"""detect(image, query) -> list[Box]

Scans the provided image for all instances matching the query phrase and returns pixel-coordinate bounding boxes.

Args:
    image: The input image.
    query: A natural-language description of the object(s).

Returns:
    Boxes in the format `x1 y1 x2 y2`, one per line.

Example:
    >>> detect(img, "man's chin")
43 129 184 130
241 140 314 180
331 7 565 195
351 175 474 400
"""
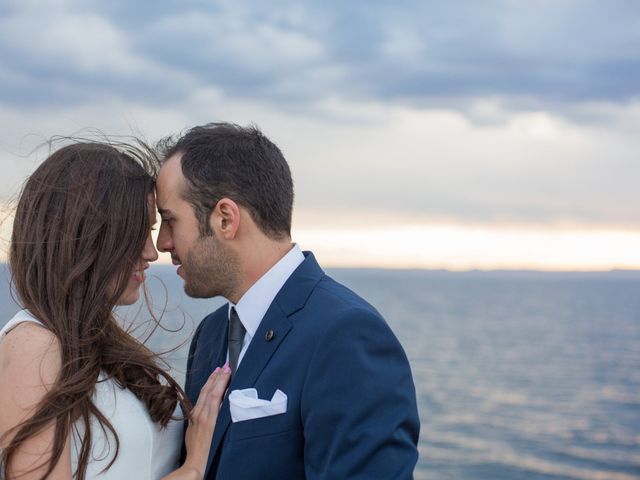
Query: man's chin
184 281 215 299
178 267 205 298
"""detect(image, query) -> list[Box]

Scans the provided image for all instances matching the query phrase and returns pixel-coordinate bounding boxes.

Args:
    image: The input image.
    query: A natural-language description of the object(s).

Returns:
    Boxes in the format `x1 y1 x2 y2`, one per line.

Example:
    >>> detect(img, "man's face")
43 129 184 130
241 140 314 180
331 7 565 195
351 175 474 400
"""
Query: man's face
155 154 240 299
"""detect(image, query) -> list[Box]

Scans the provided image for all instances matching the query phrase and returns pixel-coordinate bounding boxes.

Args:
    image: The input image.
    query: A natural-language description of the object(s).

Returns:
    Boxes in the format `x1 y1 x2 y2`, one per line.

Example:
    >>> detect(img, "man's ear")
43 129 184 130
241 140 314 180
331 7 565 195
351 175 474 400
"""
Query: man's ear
210 198 240 240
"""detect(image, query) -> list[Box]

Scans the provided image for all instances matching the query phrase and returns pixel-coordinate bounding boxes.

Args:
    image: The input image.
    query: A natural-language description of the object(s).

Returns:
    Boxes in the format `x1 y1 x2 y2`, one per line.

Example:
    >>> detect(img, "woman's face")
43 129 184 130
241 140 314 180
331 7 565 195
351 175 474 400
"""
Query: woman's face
116 193 160 306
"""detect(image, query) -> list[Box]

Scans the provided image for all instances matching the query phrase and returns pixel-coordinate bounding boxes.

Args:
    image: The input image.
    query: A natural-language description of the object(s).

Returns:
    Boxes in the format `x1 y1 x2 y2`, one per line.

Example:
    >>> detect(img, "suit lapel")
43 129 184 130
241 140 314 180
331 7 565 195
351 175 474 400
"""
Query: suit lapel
232 307 292 390
204 306 292 477
203 252 325 478
187 311 228 404
200 313 228 382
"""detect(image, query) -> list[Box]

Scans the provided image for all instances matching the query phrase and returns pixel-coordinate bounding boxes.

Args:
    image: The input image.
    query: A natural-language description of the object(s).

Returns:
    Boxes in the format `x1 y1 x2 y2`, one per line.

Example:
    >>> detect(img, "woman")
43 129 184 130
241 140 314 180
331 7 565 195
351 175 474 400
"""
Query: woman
0 142 229 479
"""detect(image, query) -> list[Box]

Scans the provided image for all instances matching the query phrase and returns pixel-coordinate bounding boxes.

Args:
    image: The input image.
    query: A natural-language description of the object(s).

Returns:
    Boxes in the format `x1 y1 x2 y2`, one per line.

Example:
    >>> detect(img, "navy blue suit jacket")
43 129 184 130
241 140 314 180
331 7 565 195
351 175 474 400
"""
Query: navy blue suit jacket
184 252 420 479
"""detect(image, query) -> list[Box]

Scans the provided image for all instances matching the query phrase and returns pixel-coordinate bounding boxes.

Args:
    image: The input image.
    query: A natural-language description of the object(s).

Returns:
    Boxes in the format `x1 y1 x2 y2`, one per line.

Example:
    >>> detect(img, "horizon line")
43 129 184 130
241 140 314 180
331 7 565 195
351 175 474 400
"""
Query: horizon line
2 262 638 275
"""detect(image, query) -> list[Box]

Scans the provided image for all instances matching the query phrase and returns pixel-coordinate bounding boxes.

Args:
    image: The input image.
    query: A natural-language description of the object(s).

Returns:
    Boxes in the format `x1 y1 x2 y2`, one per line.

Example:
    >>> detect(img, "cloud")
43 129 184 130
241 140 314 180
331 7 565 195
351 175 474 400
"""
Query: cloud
274 98 640 228
0 3 197 106
1 0 638 118
1 80 639 226
0 0 638 239
136 5 328 103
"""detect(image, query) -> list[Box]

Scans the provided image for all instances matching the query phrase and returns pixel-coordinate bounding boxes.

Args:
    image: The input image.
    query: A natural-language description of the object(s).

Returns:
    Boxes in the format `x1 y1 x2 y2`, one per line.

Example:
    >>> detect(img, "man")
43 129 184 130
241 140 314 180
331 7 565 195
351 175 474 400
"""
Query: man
155 123 419 479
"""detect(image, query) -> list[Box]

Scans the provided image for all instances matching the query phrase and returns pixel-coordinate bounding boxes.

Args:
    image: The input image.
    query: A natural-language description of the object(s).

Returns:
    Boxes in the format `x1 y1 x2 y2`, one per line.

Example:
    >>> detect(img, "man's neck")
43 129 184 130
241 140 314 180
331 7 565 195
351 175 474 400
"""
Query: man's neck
231 240 294 304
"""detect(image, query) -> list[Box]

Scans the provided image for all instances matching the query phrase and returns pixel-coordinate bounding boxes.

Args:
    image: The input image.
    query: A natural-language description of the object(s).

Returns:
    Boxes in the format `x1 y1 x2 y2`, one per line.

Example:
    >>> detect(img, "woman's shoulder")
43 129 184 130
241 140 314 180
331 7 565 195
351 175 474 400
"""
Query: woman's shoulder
0 318 60 366
0 320 62 423
0 321 72 477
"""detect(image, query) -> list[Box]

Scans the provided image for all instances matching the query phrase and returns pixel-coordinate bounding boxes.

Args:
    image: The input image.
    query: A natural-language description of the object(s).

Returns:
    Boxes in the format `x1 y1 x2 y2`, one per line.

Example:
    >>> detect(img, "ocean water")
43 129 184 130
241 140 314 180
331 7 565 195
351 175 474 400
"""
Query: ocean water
1 265 639 479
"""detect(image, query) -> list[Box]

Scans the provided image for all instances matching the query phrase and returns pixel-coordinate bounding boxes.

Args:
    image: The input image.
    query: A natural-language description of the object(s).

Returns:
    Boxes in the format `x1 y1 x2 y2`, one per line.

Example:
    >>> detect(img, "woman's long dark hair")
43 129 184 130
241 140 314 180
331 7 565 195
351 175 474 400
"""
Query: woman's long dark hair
3 141 189 479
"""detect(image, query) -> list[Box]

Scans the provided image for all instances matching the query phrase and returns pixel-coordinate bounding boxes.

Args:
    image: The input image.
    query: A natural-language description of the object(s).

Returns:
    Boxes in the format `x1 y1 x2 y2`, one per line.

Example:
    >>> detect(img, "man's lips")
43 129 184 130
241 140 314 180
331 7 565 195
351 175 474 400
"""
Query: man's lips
172 257 184 276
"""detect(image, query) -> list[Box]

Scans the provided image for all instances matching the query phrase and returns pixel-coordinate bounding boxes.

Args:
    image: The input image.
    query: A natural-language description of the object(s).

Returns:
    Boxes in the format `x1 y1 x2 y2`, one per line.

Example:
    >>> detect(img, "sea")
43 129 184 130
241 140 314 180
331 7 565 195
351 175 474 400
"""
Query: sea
1 264 639 480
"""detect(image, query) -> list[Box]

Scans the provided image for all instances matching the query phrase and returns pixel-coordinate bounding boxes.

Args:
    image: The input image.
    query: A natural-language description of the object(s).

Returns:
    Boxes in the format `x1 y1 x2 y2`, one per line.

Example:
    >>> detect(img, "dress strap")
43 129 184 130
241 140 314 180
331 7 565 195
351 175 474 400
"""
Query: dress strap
0 310 46 338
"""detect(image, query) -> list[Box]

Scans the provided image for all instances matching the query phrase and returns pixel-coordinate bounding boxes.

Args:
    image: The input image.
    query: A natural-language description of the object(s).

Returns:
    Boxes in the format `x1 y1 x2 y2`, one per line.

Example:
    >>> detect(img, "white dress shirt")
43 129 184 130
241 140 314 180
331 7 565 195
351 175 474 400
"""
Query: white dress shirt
227 244 305 367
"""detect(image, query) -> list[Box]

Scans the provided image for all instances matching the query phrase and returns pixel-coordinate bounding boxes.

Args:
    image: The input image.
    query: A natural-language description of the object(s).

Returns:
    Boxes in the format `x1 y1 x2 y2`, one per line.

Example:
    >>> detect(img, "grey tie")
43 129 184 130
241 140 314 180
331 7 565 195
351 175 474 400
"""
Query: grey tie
228 307 246 374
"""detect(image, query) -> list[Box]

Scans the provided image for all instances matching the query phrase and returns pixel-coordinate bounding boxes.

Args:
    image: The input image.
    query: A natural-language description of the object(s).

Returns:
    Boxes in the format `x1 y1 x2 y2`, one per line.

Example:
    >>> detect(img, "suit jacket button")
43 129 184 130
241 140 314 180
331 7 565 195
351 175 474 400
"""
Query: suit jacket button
265 330 274 341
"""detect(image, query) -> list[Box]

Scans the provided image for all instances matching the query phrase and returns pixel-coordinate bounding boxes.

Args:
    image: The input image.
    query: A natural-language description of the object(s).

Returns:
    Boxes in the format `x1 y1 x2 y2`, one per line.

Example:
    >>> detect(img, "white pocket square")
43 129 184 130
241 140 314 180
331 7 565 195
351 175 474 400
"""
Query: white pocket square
229 388 288 423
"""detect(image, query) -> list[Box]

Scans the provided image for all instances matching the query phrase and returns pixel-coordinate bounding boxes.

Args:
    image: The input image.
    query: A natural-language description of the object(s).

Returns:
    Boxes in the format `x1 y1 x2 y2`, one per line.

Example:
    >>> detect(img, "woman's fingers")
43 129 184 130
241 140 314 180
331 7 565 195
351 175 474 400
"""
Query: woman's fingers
199 367 221 398
210 365 231 399
193 364 231 418
182 365 232 478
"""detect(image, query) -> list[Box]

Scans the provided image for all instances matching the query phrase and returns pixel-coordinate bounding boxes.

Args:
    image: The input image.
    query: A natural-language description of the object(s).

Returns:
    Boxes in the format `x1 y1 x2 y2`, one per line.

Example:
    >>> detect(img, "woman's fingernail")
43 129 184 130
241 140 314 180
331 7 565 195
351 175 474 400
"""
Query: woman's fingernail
223 364 231 374
213 367 221 374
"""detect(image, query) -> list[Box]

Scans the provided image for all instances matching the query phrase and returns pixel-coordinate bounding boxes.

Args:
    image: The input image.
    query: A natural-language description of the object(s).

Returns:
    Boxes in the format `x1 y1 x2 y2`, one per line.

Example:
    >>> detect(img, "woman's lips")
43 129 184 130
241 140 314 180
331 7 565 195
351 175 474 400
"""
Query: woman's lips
132 270 145 282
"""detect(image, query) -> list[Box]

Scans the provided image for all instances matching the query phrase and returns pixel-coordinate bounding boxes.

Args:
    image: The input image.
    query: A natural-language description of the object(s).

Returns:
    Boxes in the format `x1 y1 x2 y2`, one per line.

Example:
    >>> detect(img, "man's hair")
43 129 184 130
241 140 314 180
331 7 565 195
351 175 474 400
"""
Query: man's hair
158 123 294 239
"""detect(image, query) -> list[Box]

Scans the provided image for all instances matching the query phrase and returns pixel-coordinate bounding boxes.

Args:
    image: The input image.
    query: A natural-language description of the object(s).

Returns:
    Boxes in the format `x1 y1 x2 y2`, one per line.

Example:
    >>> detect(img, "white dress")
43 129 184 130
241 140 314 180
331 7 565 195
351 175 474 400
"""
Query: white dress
0 310 182 479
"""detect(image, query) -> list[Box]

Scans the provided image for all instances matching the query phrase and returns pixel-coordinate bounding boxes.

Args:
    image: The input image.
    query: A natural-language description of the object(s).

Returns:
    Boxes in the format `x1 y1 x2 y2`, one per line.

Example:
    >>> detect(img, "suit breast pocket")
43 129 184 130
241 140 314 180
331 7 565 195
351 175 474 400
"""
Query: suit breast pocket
228 411 301 442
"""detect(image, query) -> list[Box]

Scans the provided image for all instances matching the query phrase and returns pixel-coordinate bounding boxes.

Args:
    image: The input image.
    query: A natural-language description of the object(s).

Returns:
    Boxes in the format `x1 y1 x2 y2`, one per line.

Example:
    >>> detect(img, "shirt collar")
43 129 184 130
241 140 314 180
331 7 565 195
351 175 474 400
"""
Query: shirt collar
227 244 305 338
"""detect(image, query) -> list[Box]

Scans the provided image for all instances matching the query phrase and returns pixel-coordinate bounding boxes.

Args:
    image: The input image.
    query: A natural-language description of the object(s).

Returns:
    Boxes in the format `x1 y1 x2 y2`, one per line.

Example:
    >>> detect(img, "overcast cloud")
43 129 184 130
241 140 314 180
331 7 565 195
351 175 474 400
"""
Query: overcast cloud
2 0 639 110
0 0 638 230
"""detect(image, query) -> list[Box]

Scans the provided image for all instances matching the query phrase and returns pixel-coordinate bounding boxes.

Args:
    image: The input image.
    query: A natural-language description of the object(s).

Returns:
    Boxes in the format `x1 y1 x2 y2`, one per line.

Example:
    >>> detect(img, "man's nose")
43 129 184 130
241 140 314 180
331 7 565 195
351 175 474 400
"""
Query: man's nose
156 224 173 252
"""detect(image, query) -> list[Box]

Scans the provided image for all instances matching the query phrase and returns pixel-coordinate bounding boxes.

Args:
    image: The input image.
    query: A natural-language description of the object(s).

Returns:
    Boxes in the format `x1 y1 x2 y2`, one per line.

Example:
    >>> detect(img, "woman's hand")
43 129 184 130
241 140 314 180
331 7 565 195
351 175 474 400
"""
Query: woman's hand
182 364 231 478
161 364 231 480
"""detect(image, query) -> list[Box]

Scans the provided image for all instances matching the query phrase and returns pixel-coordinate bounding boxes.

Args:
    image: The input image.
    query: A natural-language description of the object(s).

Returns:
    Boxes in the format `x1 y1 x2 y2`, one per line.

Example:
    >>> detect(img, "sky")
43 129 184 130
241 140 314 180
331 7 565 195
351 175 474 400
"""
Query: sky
0 0 639 270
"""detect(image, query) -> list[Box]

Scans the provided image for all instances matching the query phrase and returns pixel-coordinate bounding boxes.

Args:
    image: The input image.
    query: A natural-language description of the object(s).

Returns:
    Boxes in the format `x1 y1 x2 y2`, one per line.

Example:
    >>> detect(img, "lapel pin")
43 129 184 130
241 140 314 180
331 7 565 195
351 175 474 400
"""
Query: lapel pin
265 330 274 341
